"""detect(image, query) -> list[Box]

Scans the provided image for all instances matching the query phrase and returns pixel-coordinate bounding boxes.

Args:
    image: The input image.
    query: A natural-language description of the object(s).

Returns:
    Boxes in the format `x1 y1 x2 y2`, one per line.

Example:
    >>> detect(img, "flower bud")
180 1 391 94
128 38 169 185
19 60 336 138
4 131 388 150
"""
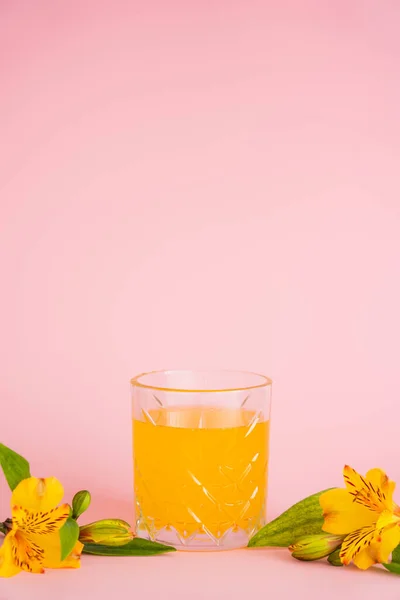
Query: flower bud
289 534 343 561
327 547 343 566
79 519 133 546
72 490 91 520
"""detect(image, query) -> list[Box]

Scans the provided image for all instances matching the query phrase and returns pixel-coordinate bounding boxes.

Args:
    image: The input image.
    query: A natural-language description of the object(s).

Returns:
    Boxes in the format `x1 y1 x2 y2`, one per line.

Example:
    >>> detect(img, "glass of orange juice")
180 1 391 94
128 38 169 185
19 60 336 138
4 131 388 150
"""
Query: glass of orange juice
131 370 272 551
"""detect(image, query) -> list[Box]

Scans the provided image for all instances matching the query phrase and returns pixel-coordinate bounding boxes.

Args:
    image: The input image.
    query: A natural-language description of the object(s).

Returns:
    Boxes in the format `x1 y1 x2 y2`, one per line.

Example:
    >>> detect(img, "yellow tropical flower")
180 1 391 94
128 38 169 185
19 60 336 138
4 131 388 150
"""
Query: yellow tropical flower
0 477 83 577
320 465 400 570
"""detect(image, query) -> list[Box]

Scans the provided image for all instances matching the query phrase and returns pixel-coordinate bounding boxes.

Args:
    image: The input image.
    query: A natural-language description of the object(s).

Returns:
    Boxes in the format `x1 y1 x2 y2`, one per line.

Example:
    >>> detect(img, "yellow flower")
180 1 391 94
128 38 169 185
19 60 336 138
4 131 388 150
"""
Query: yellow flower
0 477 83 578
320 465 400 570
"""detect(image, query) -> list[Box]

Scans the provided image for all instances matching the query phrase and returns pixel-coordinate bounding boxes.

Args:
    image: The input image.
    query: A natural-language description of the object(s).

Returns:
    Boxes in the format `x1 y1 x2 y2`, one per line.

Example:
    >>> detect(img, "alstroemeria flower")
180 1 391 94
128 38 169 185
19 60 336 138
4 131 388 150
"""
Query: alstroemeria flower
0 477 83 577
320 466 400 570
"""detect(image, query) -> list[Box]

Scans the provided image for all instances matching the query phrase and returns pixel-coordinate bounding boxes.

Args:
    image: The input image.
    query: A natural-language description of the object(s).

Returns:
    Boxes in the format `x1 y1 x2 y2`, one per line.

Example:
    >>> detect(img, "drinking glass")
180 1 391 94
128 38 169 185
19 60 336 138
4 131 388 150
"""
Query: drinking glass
131 370 272 551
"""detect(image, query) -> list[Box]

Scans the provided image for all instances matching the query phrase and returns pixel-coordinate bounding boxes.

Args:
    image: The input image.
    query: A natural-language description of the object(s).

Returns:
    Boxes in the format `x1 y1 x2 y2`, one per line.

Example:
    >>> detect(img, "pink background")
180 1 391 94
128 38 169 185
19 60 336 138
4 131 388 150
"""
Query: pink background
1 0 400 597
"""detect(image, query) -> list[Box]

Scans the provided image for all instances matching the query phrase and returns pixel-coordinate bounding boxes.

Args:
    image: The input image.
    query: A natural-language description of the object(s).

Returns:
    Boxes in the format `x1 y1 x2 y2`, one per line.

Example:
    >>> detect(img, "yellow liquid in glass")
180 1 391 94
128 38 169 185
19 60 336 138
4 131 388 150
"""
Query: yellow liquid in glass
133 407 269 541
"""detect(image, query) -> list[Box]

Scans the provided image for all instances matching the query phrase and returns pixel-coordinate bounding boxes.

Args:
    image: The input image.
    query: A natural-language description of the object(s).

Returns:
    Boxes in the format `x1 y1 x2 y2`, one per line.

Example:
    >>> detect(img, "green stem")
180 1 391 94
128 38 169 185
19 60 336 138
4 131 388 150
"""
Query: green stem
0 518 12 536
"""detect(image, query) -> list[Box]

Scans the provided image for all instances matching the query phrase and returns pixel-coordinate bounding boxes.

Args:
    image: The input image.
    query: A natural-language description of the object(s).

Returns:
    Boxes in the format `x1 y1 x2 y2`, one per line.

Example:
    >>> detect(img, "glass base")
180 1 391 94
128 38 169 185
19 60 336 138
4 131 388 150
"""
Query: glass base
137 524 253 551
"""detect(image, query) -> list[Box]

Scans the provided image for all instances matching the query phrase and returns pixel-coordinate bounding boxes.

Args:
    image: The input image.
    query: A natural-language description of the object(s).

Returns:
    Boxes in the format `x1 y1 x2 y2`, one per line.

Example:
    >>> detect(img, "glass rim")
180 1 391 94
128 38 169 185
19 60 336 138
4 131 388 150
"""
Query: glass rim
130 369 272 393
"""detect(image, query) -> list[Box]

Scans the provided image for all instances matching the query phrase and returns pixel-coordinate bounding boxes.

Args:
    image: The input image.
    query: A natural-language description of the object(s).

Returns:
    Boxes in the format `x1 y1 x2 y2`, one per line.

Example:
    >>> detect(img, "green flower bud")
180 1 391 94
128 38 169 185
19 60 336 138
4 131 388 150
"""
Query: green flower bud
72 490 91 520
79 519 133 546
289 534 344 561
327 547 343 566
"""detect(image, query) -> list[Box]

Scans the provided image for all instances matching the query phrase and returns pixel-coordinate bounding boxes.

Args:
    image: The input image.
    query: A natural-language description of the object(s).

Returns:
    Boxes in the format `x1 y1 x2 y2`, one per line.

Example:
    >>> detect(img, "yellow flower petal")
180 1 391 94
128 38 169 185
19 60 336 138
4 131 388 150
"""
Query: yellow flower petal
7 531 45 574
338 511 400 570
27 531 83 569
366 468 396 510
352 544 379 570
350 521 400 570
343 466 390 513
374 510 400 563
376 523 400 563
0 533 21 578
12 504 70 536
340 524 377 569
11 477 64 512
320 488 376 534
52 541 83 570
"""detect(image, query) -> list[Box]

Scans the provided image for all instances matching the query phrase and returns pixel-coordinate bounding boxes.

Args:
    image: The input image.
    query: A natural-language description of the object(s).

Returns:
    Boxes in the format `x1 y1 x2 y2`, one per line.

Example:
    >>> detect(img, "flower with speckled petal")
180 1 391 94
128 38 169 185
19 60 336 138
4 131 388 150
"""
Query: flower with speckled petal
320 466 400 570
0 477 82 578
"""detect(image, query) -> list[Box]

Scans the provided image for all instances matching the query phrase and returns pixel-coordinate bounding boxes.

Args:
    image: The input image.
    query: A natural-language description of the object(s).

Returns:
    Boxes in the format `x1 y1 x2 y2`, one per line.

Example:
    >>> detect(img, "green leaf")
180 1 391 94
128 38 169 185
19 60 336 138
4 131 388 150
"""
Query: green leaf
0 443 31 491
59 517 80 561
72 490 91 520
383 562 400 574
327 548 343 566
392 544 400 564
248 489 332 548
82 538 176 556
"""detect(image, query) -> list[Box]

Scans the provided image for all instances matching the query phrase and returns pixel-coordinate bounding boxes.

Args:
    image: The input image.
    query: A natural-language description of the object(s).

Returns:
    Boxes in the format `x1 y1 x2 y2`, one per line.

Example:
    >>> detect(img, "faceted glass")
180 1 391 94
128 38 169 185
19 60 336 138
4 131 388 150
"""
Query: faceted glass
131 370 272 551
